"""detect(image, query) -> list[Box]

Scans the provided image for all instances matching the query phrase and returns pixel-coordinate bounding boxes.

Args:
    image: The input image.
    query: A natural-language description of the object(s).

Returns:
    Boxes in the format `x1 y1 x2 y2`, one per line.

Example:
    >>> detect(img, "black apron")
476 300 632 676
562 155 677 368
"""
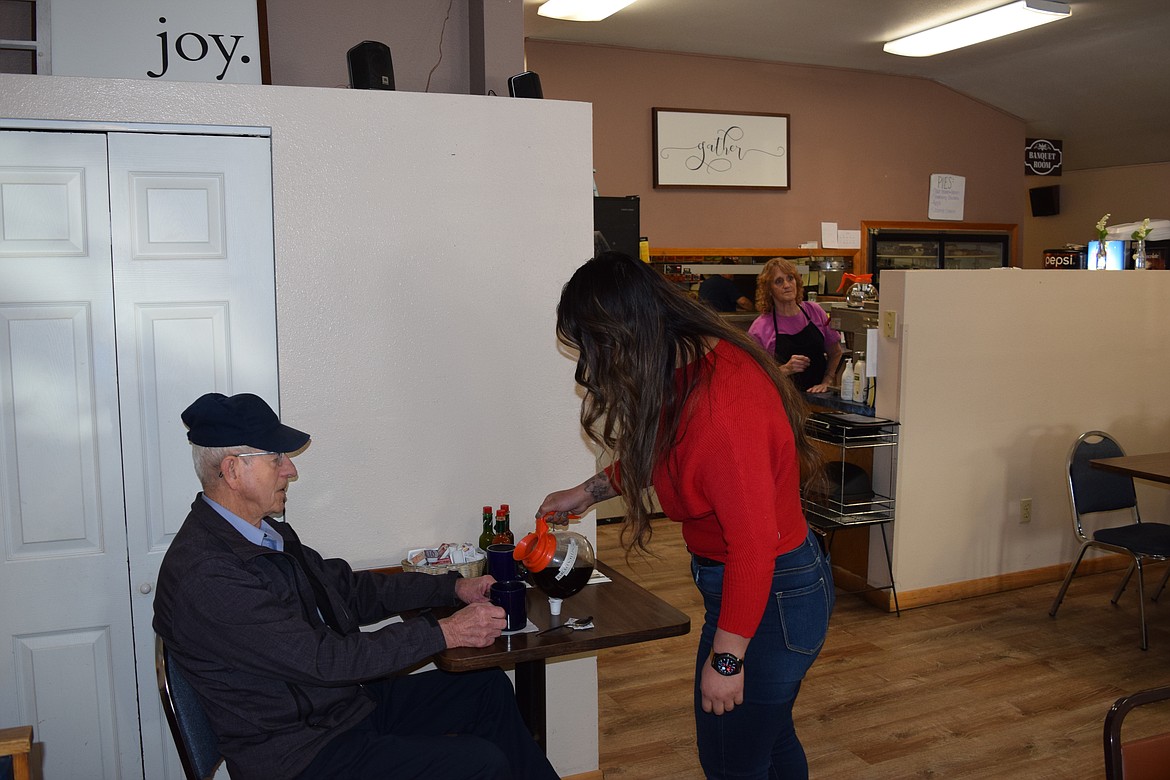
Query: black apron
773 303 827 392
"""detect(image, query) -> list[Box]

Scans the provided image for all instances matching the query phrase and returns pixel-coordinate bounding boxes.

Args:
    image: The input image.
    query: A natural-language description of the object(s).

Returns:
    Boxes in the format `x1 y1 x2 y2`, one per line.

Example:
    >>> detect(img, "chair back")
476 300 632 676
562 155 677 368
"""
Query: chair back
155 636 223 780
0 725 32 780
1067 431 1139 540
1104 685 1170 779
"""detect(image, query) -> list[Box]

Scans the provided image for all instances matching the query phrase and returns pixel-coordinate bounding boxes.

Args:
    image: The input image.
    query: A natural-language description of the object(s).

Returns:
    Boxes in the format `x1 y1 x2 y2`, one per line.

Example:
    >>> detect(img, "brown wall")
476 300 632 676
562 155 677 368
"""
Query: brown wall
264 1 467 91
263 0 523 98
526 40 1027 250
1022 163 1170 266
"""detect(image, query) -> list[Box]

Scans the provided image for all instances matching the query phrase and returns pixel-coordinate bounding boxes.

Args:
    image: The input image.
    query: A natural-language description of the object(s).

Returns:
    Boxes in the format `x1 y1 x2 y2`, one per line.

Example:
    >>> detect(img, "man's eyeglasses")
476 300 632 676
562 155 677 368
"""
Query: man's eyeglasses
235 451 287 466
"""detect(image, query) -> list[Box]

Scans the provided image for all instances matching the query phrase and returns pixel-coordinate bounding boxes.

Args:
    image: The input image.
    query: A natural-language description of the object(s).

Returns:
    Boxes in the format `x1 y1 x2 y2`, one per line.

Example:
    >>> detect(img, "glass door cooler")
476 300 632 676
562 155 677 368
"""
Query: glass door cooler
861 221 1016 284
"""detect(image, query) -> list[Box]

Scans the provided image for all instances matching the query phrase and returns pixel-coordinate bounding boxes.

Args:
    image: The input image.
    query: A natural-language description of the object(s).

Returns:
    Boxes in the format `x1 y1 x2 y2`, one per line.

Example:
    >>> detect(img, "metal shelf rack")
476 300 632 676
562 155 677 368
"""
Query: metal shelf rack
803 412 900 615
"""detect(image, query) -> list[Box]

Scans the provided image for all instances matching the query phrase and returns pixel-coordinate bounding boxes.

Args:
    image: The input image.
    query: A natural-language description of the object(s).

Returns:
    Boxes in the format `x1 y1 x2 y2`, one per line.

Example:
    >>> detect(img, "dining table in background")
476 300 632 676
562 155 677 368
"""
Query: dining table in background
1090 452 1170 485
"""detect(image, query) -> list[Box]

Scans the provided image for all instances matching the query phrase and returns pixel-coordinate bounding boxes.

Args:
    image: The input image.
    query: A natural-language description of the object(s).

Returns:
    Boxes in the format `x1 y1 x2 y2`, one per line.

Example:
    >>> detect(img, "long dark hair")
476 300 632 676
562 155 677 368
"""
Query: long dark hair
556 252 820 554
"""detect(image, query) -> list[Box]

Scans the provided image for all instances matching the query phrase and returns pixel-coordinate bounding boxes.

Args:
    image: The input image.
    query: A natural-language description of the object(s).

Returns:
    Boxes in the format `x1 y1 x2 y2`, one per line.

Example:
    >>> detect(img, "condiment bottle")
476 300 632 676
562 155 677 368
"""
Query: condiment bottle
514 513 596 599
478 505 494 551
491 509 514 545
852 352 866 403
840 357 854 401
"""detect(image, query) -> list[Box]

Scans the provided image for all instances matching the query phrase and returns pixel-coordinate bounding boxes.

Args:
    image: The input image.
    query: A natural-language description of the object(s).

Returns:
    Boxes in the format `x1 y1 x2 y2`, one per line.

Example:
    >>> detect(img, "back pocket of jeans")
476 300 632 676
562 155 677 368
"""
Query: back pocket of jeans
776 577 831 655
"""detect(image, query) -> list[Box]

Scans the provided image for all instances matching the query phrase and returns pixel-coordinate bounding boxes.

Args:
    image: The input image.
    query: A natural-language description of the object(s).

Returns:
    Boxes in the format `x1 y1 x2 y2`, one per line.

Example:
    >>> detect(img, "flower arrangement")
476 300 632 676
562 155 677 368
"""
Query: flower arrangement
1095 213 1111 241
1132 218 1152 241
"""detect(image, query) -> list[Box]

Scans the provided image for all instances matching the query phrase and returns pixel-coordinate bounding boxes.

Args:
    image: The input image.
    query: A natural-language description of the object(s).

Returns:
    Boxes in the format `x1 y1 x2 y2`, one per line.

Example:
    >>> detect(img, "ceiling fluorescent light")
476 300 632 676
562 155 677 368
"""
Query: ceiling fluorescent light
538 0 639 22
884 0 1070 57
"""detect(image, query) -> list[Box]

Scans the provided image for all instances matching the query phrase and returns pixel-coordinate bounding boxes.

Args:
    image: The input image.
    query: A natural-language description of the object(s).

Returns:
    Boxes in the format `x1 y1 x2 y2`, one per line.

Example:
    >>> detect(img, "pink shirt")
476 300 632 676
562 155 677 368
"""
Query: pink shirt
747 301 839 355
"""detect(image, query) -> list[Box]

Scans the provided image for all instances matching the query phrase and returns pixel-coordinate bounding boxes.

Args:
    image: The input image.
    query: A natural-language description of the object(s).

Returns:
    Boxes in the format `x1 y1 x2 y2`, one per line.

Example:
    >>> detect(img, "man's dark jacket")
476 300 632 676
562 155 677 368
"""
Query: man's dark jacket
153 495 462 779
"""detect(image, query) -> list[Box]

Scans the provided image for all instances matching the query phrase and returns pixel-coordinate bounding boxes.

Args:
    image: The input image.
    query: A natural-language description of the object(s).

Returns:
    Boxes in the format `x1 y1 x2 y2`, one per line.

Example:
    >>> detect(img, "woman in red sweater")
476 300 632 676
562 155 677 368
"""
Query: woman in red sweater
540 252 834 779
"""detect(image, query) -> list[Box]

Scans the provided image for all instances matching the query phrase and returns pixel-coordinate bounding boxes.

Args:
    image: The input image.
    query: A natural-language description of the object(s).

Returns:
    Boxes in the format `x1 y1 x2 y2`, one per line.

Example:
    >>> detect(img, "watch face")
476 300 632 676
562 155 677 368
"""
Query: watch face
711 652 743 676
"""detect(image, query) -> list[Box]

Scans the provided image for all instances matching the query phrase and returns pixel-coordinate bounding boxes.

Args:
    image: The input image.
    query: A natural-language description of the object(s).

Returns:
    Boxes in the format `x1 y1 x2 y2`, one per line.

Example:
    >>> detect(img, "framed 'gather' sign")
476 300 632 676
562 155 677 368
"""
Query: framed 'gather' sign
653 108 790 190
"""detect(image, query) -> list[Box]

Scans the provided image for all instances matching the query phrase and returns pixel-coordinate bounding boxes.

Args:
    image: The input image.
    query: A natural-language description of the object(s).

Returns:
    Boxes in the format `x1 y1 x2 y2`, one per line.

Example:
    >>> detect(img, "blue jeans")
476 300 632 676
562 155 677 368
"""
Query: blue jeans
691 528 834 780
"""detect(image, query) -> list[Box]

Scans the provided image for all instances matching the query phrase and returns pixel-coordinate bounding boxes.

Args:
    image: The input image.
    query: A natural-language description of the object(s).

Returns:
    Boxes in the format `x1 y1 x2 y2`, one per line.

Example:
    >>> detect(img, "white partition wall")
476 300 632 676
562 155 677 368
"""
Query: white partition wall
877 269 1170 603
0 74 598 776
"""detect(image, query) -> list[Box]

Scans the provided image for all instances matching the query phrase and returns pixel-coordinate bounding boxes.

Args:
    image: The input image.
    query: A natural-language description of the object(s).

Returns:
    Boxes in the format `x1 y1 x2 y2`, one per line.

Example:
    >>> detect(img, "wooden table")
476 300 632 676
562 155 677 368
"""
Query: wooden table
431 560 690 751
1090 452 1170 485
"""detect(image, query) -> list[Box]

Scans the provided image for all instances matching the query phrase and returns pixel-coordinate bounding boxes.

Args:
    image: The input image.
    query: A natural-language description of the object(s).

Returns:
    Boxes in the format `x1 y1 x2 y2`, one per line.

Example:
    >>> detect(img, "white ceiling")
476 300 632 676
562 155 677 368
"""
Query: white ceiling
522 0 1170 172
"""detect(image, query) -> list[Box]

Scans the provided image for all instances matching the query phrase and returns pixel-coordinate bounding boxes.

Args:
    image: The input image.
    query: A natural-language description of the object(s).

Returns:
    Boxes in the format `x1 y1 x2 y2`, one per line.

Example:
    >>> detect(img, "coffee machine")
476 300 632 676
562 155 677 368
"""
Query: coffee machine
829 302 878 360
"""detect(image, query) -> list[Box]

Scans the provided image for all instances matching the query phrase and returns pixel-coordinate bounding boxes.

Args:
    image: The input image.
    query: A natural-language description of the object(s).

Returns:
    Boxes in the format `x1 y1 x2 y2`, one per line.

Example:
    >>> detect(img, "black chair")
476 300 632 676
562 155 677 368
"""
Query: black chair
1104 685 1170 780
156 636 223 780
1049 431 1170 650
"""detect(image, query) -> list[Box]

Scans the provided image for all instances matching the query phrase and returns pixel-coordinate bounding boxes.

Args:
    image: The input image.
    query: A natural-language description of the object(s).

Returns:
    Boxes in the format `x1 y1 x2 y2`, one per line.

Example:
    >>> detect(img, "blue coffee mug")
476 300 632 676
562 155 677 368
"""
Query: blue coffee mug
490 580 527 632
487 543 518 582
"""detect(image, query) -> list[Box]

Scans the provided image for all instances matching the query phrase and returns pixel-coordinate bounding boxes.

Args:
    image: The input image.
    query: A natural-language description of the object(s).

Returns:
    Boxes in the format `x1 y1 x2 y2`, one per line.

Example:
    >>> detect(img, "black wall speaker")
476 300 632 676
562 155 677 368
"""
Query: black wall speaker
1029 184 1060 217
348 41 395 91
508 71 543 99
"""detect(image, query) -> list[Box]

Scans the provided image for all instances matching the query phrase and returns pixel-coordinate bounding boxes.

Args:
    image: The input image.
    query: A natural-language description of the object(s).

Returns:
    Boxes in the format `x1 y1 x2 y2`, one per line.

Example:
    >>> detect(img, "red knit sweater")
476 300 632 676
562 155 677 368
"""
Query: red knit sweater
652 339 807 638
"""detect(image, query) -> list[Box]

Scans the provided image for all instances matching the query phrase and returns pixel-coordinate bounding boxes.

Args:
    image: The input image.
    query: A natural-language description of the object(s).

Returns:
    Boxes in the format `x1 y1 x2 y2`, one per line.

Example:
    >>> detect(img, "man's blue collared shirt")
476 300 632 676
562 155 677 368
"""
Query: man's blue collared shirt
201 494 285 551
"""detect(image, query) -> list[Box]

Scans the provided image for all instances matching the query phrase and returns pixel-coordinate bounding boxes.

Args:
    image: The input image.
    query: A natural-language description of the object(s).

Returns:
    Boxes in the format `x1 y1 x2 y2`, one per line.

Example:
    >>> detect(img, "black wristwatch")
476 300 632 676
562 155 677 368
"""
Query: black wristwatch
711 652 744 676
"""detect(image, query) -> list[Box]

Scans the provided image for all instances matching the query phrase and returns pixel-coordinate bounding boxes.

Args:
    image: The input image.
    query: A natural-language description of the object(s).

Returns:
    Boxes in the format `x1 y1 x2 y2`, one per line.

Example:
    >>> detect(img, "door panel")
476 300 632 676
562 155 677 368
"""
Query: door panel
5 305 102 553
133 306 230 549
0 131 141 778
108 132 278 780
15 629 122 779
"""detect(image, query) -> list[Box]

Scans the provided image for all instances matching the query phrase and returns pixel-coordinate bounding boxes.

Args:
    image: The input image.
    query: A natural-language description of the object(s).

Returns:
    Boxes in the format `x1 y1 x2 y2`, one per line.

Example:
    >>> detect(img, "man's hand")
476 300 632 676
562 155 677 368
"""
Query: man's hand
454 575 494 604
439 602 505 648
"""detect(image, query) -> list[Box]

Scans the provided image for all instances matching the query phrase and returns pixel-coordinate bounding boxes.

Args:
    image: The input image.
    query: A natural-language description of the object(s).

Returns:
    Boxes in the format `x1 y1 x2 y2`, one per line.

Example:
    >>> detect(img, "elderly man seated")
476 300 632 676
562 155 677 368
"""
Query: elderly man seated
153 392 558 780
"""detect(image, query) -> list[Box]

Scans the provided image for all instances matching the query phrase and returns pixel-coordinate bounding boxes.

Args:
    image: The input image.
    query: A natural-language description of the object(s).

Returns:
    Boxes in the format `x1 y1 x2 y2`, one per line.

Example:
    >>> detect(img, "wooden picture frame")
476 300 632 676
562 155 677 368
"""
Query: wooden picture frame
256 0 272 84
653 108 790 190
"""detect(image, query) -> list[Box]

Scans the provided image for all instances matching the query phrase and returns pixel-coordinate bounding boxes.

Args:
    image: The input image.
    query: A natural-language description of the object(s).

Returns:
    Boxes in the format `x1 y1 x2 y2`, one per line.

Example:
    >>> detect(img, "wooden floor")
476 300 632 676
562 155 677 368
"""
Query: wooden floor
595 519 1170 779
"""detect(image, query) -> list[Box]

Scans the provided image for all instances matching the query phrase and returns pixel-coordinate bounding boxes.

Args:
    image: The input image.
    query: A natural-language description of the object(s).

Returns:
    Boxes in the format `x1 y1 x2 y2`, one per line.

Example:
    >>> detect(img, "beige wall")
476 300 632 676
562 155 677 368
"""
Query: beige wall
877 270 1170 597
526 40 1027 249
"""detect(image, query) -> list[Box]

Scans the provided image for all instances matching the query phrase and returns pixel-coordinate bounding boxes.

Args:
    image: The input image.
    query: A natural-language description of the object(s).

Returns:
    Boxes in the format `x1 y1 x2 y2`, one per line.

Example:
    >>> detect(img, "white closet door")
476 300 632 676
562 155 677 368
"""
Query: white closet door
0 128 278 779
0 132 142 778
108 132 278 780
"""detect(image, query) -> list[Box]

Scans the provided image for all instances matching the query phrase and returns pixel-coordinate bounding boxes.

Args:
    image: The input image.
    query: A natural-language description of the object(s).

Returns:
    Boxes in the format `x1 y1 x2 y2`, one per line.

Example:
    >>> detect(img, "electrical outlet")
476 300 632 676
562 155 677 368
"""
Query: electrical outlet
882 310 897 339
1020 498 1032 524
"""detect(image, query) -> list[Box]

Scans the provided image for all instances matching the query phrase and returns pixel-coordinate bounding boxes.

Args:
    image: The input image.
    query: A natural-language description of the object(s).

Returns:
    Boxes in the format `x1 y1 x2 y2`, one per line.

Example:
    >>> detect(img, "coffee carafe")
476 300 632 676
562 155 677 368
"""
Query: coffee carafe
514 513 596 599
838 272 877 308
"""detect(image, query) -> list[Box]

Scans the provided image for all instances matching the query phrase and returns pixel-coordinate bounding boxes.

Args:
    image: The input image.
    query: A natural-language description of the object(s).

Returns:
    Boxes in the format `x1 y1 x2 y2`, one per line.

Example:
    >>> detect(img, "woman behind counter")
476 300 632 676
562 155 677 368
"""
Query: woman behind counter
539 252 833 780
748 258 843 394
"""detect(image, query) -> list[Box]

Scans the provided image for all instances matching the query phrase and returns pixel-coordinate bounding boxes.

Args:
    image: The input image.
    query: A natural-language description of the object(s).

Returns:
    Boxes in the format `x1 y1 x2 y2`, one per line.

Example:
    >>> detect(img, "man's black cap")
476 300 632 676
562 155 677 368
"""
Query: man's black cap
182 392 310 453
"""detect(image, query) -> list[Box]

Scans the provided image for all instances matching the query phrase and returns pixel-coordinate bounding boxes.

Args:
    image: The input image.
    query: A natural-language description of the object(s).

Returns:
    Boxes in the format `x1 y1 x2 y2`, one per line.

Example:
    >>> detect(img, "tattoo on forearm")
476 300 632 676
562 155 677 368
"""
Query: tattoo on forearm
585 472 618 503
